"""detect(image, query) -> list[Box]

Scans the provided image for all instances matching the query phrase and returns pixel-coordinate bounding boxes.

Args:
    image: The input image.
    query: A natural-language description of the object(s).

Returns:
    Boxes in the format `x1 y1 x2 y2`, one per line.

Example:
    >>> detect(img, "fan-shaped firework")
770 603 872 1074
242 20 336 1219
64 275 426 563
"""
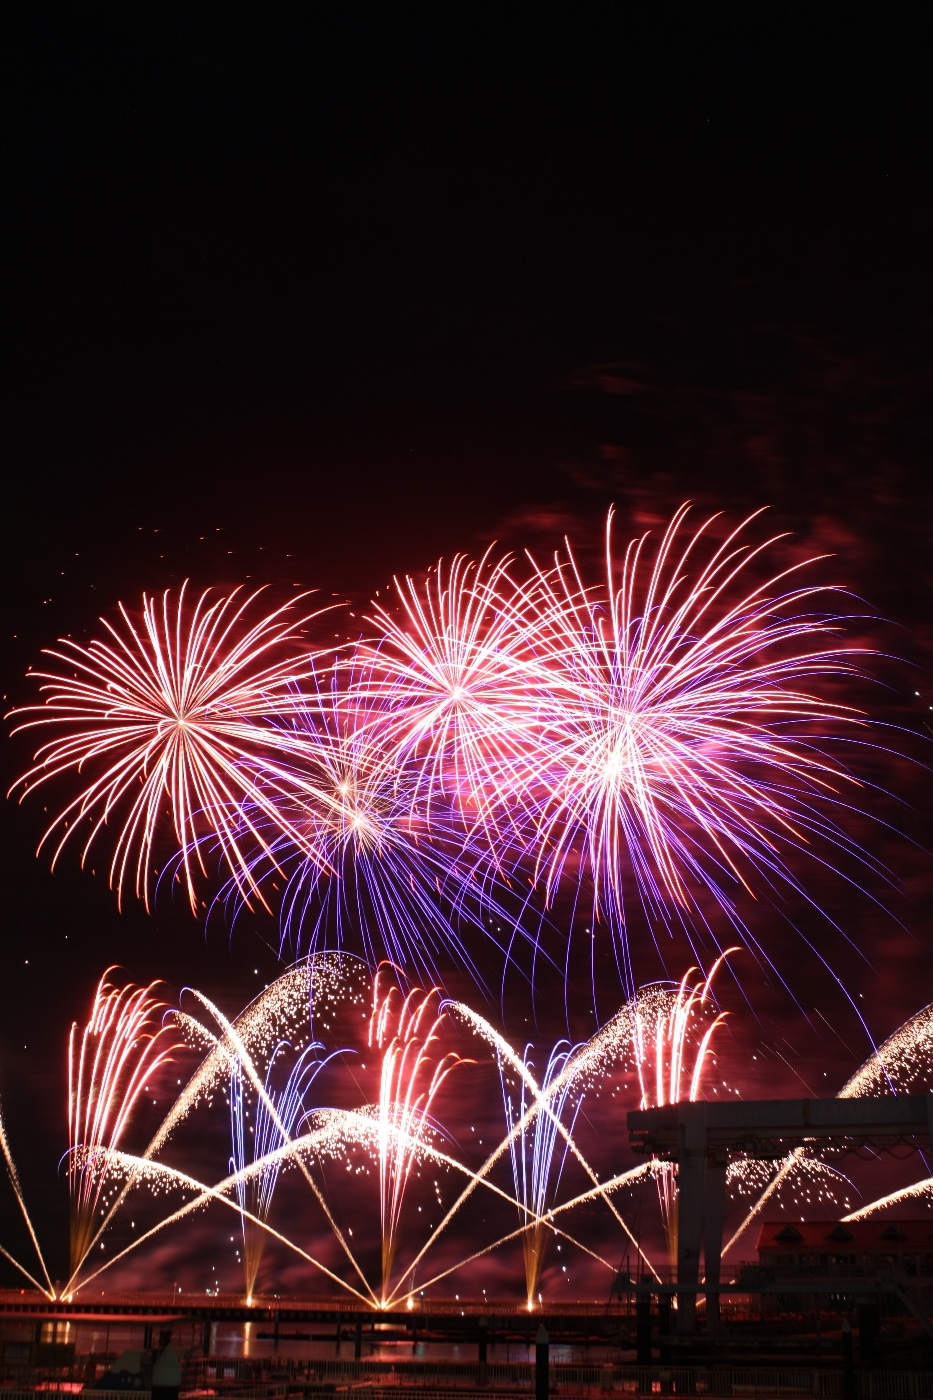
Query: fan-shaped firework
67 970 180 1285
8 583 331 912
369 967 470 1298
499 1040 585 1304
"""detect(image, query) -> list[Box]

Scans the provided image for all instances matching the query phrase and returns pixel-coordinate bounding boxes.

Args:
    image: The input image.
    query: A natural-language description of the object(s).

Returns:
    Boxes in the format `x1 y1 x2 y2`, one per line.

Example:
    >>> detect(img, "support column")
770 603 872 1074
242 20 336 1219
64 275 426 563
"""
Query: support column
675 1103 707 1336
534 1325 549 1400
635 1291 651 1365
675 1152 705 1333
703 1152 727 1331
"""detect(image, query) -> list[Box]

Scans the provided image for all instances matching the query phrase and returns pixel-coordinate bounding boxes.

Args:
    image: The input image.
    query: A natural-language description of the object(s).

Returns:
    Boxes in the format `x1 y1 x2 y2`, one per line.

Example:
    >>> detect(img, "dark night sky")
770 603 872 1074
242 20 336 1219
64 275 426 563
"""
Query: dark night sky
2 9 931 1295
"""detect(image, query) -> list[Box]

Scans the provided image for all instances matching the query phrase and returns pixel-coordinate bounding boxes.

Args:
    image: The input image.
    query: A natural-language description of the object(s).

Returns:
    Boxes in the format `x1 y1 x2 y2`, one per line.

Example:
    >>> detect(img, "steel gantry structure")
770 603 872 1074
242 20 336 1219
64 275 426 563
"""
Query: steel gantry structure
627 1094 933 1334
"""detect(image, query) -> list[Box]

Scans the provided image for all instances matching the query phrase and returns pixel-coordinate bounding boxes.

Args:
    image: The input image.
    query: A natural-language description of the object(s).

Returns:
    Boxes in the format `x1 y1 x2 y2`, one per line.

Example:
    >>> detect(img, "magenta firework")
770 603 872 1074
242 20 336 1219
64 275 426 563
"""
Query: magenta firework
489 506 870 936
8 507 883 989
8 583 332 912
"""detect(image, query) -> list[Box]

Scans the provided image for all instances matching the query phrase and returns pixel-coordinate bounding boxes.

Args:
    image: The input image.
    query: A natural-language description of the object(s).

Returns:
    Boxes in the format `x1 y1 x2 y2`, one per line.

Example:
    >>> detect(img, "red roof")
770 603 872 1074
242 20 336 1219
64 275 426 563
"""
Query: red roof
757 1219 933 1252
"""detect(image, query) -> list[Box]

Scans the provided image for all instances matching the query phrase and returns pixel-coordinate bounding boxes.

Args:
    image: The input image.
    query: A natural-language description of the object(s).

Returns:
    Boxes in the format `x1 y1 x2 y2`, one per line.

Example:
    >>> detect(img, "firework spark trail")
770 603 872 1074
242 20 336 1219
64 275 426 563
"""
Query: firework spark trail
420 1004 658 1284
143 956 364 1159
723 1149 859 1257
839 1001 933 1098
369 969 471 1297
843 1178 933 1220
0 1101 55 1297
500 1041 585 1303
8 584 335 912
71 1139 376 1304
65 971 180 1288
230 1038 341 1297
481 506 876 992
621 955 734 1111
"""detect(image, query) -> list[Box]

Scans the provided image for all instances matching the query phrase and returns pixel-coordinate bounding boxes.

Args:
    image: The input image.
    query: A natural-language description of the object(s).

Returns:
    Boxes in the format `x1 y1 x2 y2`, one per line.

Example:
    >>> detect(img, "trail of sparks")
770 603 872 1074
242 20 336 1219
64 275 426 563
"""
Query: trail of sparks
66 971 180 1288
369 968 471 1298
843 1178 933 1220
0 1101 55 1297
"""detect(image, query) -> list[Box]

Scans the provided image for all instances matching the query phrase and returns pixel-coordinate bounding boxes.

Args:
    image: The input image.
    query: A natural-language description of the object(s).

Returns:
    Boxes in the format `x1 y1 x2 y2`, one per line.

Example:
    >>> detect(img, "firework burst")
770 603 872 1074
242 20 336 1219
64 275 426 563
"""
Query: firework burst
217 665 517 984
490 505 876 987
353 548 545 825
8 583 331 912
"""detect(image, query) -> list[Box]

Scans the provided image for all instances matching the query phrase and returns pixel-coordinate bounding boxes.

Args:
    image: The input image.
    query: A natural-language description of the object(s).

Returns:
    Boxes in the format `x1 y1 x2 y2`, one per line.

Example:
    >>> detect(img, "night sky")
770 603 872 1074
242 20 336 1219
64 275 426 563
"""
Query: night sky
2 9 931 1297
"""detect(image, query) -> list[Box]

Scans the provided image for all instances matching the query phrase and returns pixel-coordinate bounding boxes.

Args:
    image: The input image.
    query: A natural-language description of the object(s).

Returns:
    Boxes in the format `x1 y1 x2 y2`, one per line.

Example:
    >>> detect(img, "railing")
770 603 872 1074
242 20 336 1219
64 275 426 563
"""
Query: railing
179 1361 933 1399
0 1392 147 1400
4 1367 933 1400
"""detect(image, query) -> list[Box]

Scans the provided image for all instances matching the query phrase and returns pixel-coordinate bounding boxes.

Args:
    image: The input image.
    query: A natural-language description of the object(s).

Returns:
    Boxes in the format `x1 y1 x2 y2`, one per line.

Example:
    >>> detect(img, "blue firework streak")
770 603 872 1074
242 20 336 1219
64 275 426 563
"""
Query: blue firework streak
229 1038 341 1295
499 1040 585 1303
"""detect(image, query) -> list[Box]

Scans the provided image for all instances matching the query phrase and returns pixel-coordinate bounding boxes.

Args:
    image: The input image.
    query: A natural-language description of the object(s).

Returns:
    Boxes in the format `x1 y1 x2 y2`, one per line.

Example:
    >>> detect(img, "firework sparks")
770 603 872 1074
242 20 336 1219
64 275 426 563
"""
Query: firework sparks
0 1100 55 1297
7 507 894 1013
66 970 180 1287
5 958 924 1304
723 999 933 1257
354 549 544 820
499 1040 585 1304
842 1178 933 1221
369 966 471 1298
220 665 517 983
839 1000 933 1098
490 506 876 991
8 583 332 912
230 1038 341 1297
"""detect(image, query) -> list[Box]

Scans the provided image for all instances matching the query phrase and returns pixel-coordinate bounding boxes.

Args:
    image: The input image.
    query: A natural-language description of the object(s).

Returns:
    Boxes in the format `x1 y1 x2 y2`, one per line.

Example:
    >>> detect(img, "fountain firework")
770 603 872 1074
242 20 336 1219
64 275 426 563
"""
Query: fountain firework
499 1039 585 1305
66 971 181 1288
368 967 471 1300
2 956 928 1304
229 1038 341 1300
